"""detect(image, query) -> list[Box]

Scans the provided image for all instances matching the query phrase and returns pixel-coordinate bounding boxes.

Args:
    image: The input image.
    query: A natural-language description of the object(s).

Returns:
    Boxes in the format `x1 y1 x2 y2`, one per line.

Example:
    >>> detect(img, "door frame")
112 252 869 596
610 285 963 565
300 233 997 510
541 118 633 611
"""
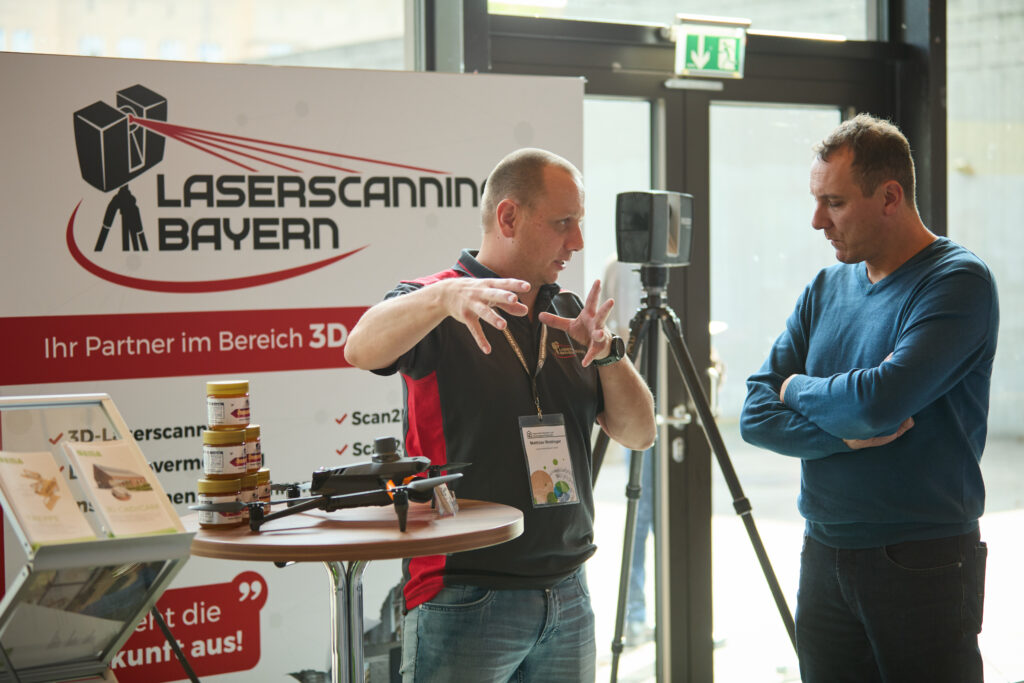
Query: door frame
421 3 945 679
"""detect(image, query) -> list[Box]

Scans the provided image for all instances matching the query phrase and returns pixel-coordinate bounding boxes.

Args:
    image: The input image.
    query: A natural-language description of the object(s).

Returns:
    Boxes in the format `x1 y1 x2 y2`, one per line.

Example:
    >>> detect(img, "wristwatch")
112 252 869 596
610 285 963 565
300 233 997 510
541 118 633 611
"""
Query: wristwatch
593 335 625 367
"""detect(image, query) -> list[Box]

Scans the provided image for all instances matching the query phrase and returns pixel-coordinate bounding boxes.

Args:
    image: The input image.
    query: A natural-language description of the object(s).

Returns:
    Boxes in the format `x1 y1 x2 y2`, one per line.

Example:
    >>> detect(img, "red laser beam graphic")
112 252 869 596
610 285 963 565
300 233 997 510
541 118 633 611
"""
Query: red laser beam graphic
129 116 450 175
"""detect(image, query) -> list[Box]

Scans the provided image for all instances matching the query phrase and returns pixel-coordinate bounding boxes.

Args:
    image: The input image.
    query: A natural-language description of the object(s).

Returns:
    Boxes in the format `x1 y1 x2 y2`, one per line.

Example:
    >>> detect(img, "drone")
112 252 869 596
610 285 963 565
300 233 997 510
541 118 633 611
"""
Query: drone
191 437 466 532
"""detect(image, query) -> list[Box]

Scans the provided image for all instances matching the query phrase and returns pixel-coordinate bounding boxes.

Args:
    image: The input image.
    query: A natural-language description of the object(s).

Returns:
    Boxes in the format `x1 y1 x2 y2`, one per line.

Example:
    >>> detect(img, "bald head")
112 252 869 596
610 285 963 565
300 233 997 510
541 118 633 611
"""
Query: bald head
481 148 583 231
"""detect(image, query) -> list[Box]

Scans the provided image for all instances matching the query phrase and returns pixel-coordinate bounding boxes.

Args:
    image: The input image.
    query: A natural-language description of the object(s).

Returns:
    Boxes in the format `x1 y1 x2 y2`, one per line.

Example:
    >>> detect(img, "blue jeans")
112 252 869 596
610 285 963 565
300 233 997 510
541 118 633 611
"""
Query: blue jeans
796 530 986 683
400 569 595 682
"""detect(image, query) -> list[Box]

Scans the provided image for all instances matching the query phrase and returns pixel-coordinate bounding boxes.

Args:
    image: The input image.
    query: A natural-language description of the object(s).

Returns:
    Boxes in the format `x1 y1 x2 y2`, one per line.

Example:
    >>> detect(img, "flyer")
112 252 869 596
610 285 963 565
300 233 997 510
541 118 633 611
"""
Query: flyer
0 450 98 548
63 440 183 537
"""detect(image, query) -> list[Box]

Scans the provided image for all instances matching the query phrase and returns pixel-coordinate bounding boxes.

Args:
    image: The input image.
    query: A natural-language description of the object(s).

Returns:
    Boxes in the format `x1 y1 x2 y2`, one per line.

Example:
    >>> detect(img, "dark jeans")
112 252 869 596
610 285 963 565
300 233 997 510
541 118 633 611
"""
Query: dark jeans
796 530 987 683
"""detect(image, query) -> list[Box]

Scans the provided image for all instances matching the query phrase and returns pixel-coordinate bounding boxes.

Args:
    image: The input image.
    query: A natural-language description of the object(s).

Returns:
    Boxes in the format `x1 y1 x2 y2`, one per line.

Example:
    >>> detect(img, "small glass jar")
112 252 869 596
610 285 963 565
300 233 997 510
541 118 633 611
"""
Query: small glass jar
256 467 271 514
206 380 250 430
244 424 262 472
196 478 243 529
202 429 247 479
240 473 258 521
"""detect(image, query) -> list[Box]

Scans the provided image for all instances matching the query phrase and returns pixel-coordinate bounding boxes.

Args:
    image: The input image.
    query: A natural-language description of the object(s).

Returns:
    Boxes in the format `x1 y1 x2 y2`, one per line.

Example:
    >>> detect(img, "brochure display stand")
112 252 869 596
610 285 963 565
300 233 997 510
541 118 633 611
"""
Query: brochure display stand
0 394 194 683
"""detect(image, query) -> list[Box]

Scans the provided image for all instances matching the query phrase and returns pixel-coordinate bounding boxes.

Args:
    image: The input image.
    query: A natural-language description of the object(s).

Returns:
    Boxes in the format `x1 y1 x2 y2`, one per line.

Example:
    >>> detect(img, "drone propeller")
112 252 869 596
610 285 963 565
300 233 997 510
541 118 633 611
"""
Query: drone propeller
189 493 324 514
429 462 471 476
406 474 461 493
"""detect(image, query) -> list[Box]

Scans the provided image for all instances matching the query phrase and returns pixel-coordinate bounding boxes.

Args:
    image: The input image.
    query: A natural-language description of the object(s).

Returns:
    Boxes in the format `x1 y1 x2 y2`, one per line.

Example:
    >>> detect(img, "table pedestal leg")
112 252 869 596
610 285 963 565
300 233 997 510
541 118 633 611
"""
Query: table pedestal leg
325 560 369 683
347 560 368 682
325 561 350 683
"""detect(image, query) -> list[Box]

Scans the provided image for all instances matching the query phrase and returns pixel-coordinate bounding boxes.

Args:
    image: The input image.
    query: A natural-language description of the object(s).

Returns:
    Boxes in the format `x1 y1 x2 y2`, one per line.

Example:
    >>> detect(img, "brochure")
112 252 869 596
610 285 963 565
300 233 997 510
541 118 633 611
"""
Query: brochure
63 440 183 537
0 450 97 548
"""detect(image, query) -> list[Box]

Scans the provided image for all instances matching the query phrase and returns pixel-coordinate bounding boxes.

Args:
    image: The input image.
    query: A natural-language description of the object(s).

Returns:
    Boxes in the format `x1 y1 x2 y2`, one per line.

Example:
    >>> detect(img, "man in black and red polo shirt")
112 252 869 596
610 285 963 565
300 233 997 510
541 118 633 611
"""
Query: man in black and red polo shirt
345 147 655 683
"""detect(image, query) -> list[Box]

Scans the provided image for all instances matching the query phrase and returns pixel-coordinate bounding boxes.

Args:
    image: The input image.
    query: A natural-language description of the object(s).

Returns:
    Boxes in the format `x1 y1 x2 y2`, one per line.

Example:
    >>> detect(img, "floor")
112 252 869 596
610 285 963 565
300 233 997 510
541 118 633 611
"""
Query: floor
589 426 1024 683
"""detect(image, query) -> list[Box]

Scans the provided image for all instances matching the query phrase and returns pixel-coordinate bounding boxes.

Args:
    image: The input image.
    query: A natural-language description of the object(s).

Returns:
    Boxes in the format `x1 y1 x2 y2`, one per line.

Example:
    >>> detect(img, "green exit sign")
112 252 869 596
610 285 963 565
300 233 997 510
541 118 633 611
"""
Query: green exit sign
674 19 748 79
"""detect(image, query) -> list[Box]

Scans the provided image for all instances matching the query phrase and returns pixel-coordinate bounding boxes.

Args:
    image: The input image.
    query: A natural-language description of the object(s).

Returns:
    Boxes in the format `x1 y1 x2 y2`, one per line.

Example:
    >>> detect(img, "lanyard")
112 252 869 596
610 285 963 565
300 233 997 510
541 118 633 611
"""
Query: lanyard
502 324 548 418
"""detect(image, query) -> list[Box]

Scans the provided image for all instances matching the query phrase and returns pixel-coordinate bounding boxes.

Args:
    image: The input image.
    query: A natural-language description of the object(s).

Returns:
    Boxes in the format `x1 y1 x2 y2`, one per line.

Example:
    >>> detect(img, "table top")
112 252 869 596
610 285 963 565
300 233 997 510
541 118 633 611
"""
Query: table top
184 499 523 563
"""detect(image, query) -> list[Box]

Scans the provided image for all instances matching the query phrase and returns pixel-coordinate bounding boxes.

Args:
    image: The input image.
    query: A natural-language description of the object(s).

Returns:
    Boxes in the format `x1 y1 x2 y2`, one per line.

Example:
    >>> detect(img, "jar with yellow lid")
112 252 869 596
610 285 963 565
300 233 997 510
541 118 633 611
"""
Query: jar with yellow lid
197 478 243 529
244 424 262 472
202 429 248 479
239 473 258 522
207 380 250 430
256 467 271 514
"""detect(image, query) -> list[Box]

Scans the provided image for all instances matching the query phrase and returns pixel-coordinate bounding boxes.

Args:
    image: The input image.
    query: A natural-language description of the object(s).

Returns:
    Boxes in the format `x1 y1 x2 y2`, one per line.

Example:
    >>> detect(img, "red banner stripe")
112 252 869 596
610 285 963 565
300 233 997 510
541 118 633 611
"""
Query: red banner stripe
1 307 368 385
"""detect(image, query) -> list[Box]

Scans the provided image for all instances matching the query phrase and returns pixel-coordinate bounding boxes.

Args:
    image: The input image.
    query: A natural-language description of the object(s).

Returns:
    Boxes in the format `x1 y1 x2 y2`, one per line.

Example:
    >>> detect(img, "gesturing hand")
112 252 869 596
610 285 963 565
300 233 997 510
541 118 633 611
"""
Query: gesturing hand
441 277 531 354
538 279 615 367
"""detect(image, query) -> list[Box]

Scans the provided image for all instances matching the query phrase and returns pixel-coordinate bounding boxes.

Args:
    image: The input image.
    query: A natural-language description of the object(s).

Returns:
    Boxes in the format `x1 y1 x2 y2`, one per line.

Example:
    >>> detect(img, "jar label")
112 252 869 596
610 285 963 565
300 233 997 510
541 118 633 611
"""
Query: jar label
203 444 247 475
246 439 262 472
197 494 242 526
208 396 250 427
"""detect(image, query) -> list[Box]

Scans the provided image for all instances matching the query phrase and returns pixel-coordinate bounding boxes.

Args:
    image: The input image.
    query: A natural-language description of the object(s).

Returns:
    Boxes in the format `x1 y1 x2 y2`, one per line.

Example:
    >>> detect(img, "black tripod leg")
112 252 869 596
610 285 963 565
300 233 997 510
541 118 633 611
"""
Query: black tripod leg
593 306 652 484
610 312 657 681
151 605 201 682
592 431 611 484
657 311 797 650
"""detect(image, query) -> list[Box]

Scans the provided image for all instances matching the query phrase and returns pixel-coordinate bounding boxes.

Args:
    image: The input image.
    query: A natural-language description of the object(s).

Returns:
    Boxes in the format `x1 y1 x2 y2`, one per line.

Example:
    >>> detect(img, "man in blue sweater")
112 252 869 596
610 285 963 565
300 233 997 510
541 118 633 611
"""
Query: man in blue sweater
741 114 998 683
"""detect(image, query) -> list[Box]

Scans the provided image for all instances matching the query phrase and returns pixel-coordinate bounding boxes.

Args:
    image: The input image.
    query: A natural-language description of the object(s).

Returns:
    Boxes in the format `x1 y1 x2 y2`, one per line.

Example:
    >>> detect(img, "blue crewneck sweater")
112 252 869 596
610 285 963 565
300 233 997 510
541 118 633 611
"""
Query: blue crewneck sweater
741 237 999 548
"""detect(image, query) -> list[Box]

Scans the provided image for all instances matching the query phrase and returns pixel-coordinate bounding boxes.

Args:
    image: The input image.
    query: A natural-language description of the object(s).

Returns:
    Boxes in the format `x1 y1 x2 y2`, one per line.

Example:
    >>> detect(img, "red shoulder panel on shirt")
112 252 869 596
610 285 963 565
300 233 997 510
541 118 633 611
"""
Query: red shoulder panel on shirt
402 269 463 287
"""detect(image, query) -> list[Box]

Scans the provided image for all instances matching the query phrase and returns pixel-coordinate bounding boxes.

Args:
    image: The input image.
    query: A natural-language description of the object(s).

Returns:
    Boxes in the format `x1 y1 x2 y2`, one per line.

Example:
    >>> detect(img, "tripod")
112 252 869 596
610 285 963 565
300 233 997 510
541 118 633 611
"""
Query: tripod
598 264 796 681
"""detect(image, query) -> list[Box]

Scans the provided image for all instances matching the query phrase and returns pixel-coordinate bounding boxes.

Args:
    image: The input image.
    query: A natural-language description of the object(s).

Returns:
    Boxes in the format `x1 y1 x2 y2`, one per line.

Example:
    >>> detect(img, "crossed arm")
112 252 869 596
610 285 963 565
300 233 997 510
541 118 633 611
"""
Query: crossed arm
741 270 995 459
740 320 912 459
780 359 914 450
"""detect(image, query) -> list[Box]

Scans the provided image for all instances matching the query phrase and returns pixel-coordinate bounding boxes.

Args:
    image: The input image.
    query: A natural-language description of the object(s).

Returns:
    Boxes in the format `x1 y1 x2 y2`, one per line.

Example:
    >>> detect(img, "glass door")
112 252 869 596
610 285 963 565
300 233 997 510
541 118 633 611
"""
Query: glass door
707 103 840 682
467 10 903 680
582 96 658 681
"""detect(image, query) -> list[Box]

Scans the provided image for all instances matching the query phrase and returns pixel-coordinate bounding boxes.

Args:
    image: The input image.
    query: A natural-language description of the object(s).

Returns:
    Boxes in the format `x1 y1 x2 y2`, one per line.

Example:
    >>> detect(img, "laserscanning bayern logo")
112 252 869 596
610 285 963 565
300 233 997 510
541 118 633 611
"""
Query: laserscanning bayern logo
67 84 484 293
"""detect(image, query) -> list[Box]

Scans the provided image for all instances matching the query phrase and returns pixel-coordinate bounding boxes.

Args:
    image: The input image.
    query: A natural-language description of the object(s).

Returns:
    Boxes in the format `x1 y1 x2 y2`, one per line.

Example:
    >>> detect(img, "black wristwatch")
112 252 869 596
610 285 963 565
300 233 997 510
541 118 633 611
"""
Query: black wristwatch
593 335 625 367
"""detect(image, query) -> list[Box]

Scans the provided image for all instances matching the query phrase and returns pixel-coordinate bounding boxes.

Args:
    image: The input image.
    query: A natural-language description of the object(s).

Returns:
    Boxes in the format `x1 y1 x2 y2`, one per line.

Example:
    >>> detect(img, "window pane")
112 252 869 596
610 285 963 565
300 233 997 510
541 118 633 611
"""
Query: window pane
490 1 866 40
0 1 405 69
709 102 840 682
583 96 657 680
947 2 1024 680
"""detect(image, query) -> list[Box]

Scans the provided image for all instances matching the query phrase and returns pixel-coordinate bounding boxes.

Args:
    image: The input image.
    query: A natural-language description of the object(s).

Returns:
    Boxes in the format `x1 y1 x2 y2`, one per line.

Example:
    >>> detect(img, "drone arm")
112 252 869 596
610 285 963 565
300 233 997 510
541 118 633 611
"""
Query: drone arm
322 490 391 512
253 495 331 529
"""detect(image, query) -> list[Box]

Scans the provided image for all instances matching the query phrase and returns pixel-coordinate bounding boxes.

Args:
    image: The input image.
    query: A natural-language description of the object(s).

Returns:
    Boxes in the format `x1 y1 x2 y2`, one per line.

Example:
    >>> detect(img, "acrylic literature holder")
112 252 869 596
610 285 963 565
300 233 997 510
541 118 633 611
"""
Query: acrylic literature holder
0 394 194 683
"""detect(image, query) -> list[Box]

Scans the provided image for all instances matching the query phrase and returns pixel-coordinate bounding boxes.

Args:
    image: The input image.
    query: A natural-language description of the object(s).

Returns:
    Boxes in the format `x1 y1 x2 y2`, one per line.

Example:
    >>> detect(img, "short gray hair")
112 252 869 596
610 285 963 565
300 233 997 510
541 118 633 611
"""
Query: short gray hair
815 113 916 206
480 148 582 227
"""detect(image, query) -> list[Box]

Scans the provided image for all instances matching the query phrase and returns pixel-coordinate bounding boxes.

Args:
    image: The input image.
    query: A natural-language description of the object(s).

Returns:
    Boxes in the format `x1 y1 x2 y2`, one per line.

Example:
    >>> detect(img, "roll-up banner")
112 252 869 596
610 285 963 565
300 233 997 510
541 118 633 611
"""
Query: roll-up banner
0 52 583 680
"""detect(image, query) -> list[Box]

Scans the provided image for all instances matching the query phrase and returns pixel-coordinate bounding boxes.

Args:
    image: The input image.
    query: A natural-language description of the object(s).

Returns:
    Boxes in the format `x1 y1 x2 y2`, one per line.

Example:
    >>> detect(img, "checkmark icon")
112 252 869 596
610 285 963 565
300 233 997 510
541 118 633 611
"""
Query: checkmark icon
335 413 348 424
49 432 64 445
336 445 348 455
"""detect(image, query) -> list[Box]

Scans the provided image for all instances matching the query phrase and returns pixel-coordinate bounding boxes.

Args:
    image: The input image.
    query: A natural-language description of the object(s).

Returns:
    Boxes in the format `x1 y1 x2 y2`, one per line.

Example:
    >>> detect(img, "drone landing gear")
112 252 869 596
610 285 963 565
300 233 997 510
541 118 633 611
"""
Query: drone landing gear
393 489 409 532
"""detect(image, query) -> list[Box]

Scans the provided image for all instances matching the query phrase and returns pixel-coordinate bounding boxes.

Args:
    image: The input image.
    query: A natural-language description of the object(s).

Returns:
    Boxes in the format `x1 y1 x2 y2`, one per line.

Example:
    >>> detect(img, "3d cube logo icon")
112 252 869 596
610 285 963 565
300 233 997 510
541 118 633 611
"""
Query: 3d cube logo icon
74 85 167 192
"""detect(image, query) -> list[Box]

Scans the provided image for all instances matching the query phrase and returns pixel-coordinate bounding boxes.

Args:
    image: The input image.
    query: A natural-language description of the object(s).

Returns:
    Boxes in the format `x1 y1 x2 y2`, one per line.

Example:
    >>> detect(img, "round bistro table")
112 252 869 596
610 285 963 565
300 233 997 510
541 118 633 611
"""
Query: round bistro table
184 499 523 683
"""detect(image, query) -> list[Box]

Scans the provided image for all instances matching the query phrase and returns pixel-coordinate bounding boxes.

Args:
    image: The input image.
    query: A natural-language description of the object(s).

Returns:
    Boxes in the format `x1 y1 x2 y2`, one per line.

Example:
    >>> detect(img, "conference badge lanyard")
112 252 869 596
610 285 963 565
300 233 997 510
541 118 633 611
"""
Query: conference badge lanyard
504 325 579 508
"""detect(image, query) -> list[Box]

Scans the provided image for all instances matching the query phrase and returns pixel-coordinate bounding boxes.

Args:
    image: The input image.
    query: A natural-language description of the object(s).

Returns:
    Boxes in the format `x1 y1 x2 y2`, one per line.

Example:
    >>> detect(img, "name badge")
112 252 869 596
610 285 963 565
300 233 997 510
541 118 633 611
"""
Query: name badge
518 414 579 507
